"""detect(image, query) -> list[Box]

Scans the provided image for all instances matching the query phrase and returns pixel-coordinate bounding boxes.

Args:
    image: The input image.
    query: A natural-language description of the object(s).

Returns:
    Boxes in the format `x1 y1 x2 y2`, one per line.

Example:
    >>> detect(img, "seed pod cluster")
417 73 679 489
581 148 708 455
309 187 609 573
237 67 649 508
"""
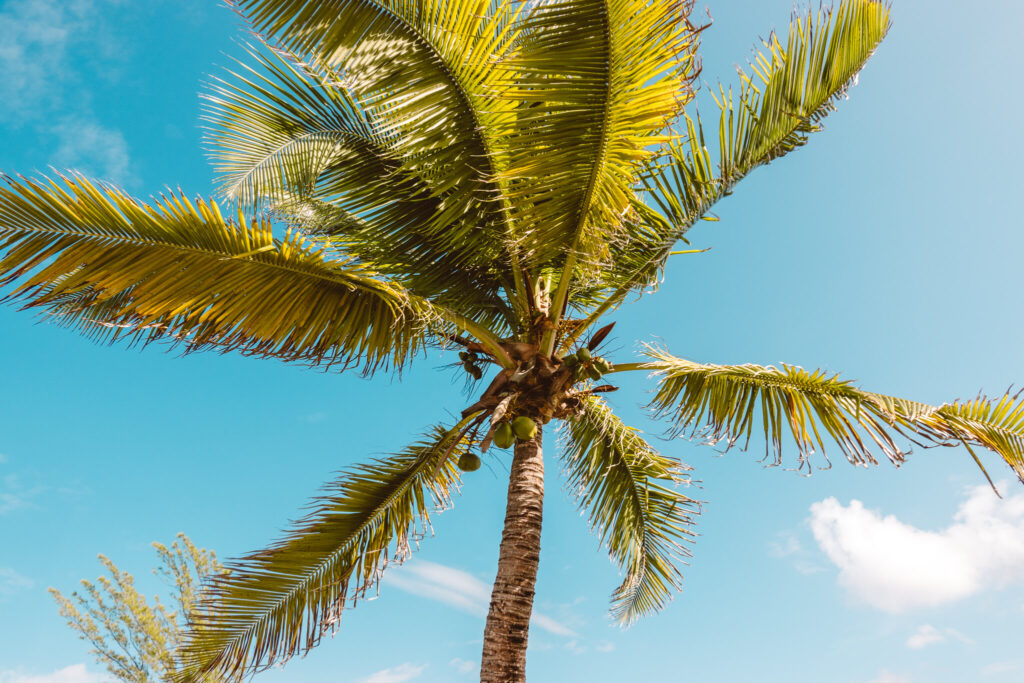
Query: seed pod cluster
562 347 613 382
491 415 538 449
459 350 483 380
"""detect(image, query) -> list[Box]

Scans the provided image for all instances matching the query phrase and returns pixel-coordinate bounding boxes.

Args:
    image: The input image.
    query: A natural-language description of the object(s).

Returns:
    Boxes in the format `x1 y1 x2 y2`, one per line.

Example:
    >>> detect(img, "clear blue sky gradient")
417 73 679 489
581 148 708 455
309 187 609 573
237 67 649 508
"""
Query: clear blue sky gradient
2 1 1023 682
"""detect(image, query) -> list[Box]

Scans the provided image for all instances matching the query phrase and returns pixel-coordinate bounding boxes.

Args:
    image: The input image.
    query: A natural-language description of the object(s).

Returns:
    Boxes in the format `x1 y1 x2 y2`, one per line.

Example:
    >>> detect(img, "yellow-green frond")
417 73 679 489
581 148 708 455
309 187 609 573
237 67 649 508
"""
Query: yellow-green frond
501 0 700 277
232 0 522 260
612 0 890 304
204 46 516 326
175 421 474 680
204 43 381 210
642 346 1024 485
0 174 445 372
562 396 700 624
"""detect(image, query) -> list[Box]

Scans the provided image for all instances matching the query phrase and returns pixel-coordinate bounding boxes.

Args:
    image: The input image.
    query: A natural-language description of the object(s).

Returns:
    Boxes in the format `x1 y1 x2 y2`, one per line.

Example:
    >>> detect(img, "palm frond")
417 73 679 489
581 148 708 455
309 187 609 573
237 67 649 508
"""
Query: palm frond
204 46 515 326
276 197 517 334
0 174 447 372
641 346 1024 485
204 43 381 210
231 0 525 302
175 421 475 679
561 396 699 624
603 0 891 305
501 0 700 282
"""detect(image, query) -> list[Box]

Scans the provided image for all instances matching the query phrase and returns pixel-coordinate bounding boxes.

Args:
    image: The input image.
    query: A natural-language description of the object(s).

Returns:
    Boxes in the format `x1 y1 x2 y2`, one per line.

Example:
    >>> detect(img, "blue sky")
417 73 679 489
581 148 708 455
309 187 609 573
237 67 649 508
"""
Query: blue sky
1 1 1023 682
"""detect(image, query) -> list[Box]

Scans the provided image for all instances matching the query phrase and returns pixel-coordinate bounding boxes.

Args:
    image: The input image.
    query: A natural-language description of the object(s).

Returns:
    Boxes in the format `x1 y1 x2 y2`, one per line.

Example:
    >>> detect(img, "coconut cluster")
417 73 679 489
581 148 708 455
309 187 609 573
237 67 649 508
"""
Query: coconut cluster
459 350 484 380
561 346 613 381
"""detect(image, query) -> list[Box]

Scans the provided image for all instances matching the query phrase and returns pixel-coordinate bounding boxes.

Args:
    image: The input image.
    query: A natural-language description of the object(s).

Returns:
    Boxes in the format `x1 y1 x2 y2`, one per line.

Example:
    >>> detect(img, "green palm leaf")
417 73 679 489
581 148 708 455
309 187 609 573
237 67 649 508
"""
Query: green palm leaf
596 0 891 317
641 346 1024 486
204 45 515 324
562 395 699 624
501 0 699 324
232 0 524 293
0 174 446 371
174 420 476 679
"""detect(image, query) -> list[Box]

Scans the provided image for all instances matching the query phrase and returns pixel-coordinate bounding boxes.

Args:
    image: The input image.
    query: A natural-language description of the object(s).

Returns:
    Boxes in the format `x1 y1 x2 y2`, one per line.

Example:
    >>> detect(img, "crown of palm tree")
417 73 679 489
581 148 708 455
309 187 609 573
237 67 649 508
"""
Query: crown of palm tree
2 0 1021 680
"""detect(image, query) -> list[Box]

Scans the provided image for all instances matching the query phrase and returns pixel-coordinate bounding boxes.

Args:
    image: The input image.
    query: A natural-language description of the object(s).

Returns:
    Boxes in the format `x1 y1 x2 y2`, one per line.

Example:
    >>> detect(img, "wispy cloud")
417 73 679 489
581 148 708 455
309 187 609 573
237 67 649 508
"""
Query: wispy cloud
0 0 90 124
769 530 824 575
0 664 110 683
809 484 1024 612
905 624 971 650
981 661 1021 676
0 567 34 598
0 0 135 185
384 560 578 637
49 118 132 185
356 663 425 683
1 472 44 515
448 659 475 675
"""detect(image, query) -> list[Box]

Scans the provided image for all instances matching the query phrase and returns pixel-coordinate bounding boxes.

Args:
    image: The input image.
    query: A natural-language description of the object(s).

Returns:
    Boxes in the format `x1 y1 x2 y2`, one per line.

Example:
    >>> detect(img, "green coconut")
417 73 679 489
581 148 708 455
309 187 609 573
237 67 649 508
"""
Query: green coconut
586 365 602 381
493 422 515 449
593 357 612 374
511 416 538 441
576 347 592 362
457 453 482 472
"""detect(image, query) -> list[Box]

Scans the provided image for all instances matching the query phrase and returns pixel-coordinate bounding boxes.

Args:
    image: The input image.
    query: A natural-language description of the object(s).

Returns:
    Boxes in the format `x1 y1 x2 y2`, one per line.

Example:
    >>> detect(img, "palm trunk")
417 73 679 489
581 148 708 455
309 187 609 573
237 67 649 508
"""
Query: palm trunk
480 426 544 683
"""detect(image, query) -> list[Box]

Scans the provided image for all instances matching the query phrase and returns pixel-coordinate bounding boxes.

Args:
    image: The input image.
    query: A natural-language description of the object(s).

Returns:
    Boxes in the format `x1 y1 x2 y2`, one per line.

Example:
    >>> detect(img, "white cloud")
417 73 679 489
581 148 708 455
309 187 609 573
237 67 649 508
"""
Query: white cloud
49 118 132 185
905 624 971 650
0 567 34 598
356 663 425 683
384 560 578 637
0 0 135 185
448 658 475 675
982 661 1020 676
905 624 943 649
0 664 110 683
809 484 1024 612
0 0 98 124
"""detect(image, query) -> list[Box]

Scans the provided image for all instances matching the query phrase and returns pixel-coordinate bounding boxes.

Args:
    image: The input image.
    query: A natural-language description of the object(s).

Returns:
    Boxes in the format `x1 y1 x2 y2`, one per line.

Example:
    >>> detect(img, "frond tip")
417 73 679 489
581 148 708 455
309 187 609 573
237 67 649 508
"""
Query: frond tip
172 422 474 680
642 346 1024 487
562 396 700 624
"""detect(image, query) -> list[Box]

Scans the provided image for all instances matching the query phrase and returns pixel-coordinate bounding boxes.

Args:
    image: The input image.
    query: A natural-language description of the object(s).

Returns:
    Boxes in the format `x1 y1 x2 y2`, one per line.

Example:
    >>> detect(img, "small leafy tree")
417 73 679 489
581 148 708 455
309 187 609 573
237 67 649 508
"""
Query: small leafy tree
50 534 226 682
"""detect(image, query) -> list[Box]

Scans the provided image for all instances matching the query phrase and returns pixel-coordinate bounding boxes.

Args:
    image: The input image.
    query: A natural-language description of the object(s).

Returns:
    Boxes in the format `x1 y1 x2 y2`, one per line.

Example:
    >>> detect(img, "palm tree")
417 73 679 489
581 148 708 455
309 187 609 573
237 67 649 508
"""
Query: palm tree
1 0 1021 680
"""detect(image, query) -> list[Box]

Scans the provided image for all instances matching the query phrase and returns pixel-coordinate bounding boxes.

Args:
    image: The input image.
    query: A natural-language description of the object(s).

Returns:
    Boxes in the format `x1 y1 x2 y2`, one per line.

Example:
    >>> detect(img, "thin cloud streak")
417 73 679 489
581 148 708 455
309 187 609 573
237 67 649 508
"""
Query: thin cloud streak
356 663 425 683
384 560 578 637
0 664 109 683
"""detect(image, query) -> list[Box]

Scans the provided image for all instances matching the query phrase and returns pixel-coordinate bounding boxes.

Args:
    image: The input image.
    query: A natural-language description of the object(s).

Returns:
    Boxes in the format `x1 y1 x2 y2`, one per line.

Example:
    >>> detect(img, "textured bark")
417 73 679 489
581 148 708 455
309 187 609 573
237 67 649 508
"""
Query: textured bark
480 427 544 683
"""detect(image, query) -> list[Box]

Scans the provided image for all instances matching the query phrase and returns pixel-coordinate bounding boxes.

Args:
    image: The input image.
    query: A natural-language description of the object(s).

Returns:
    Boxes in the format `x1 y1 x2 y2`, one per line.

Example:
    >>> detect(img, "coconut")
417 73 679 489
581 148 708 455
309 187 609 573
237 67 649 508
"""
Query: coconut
493 422 515 449
511 416 538 440
594 357 612 374
469 364 483 380
576 347 592 362
458 453 482 472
